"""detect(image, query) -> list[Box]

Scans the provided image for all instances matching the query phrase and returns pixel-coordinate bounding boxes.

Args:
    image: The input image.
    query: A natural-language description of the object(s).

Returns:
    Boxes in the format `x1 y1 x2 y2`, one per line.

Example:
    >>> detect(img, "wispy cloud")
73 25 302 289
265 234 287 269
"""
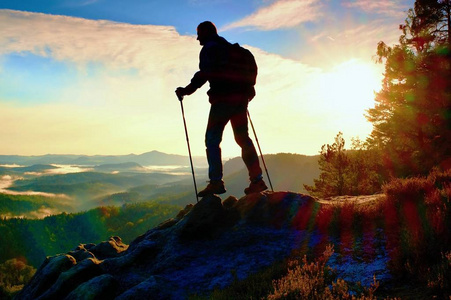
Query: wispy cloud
64 0 101 7
0 174 70 199
342 0 409 17
222 0 323 31
0 206 68 219
306 17 403 65
0 9 196 73
0 9 382 157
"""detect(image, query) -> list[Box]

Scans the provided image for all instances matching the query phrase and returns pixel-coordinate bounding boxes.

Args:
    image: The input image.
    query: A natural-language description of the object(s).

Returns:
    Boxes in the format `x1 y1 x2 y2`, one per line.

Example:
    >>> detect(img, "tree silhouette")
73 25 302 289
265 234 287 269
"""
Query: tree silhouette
304 132 350 197
366 0 451 176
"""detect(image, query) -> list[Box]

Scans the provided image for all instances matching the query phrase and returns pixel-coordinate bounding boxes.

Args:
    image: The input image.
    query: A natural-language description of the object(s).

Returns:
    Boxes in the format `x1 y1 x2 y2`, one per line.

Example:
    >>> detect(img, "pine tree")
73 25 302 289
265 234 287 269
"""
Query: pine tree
304 132 351 197
366 0 451 176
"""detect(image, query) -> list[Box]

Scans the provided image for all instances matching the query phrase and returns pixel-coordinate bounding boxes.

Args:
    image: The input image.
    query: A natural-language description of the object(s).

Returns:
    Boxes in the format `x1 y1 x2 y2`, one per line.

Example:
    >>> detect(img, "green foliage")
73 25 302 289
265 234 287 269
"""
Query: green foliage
7 172 186 208
97 191 143 206
304 133 383 197
304 133 350 197
0 202 182 267
0 194 71 218
366 0 451 176
347 138 386 195
0 258 36 299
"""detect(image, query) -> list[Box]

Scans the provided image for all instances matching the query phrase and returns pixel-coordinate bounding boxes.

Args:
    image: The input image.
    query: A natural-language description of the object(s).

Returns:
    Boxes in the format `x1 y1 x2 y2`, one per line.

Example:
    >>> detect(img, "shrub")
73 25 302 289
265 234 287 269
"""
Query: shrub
381 169 451 297
267 245 380 300
427 251 451 297
305 133 384 198
383 176 435 204
0 258 36 298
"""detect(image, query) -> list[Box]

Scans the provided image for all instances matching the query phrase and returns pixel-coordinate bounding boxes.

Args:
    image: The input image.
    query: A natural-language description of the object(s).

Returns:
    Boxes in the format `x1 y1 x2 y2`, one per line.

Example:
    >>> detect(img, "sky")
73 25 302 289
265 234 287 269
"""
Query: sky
0 0 415 158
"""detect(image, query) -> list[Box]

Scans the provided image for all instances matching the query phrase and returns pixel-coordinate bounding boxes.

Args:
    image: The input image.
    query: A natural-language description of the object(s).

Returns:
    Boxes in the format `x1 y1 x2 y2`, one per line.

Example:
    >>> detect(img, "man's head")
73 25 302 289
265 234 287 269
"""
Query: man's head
197 21 217 45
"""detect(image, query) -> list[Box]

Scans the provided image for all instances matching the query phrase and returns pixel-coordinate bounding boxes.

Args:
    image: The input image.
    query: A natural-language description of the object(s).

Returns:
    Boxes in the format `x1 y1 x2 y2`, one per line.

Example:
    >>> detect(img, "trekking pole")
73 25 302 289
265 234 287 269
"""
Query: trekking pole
178 95 199 202
247 110 274 192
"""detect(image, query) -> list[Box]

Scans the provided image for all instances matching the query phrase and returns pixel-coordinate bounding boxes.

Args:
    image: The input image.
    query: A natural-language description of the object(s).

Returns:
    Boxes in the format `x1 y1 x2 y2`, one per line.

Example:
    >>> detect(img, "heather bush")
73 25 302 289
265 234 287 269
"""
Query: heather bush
267 245 380 300
381 169 451 297
427 251 451 298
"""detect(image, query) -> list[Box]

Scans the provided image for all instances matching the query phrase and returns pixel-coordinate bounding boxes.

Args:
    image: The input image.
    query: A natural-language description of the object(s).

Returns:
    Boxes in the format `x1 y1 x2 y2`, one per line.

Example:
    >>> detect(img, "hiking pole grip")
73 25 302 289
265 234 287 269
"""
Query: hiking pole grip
179 98 199 202
247 110 274 192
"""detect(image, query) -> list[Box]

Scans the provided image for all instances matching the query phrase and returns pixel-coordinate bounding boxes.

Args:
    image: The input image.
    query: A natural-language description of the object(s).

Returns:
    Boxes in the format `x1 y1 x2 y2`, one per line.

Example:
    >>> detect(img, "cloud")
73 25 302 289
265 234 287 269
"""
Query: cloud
304 16 404 68
0 174 70 199
316 19 401 47
0 9 381 157
342 0 410 18
63 0 100 7
0 9 204 154
0 9 198 73
0 206 67 219
222 0 323 31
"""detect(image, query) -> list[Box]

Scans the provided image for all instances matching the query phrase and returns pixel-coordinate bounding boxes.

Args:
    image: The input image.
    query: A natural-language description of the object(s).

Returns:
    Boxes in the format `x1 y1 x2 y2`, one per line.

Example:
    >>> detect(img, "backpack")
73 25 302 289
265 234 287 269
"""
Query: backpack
225 43 258 88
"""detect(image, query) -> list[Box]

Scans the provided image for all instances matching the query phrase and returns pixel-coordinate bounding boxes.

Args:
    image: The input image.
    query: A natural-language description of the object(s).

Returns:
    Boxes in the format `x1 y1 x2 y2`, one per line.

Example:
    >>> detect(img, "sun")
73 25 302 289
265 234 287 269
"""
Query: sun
327 59 383 114
303 58 384 144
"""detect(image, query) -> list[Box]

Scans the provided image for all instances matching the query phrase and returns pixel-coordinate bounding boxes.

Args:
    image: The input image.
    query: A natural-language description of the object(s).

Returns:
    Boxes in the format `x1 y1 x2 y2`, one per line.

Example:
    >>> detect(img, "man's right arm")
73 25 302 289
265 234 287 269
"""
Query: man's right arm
175 72 206 100
175 44 213 100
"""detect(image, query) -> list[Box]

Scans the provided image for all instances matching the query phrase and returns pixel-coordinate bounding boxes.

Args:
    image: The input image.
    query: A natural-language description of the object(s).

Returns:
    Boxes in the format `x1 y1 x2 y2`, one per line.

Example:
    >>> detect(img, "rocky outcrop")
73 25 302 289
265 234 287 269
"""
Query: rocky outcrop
16 191 390 299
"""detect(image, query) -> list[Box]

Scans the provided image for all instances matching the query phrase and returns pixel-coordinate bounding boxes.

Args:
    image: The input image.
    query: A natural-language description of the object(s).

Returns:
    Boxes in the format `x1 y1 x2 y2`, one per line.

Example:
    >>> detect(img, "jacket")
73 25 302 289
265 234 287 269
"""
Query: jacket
189 35 255 103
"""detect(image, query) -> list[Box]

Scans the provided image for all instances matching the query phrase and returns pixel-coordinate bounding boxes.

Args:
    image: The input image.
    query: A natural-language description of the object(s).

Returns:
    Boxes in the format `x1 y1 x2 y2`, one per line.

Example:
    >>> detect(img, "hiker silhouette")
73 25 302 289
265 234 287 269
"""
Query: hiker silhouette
175 21 267 197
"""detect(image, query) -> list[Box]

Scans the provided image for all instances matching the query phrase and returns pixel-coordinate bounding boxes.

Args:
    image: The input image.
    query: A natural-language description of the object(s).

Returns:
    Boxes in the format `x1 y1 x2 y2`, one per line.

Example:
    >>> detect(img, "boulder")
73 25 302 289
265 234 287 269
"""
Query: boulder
64 274 118 300
16 254 76 299
90 236 128 260
176 194 227 239
17 191 390 299
34 258 103 299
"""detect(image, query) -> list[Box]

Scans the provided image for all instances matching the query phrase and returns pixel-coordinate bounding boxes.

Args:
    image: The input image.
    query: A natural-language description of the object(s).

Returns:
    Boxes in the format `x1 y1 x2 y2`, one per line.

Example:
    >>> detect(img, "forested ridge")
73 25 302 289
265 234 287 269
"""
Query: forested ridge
0 202 181 268
0 194 71 217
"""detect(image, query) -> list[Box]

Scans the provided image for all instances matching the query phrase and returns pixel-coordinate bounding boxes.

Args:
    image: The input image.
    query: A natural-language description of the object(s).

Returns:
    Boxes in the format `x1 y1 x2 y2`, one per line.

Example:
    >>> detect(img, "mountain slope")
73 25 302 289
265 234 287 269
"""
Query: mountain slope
0 151 206 167
222 153 319 196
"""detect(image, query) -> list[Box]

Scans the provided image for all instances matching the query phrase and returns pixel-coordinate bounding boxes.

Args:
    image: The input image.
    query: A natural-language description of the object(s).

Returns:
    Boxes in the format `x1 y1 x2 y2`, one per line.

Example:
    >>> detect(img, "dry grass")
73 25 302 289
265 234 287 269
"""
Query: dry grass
267 245 380 300
194 169 451 299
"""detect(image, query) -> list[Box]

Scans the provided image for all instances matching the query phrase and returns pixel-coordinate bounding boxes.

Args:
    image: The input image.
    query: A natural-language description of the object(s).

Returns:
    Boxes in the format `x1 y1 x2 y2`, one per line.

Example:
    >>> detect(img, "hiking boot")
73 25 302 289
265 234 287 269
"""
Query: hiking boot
197 180 226 197
244 179 268 195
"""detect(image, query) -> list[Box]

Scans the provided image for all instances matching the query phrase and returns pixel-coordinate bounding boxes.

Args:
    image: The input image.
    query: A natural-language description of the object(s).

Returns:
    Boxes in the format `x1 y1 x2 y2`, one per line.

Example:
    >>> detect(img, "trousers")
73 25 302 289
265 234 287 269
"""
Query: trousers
205 98 262 182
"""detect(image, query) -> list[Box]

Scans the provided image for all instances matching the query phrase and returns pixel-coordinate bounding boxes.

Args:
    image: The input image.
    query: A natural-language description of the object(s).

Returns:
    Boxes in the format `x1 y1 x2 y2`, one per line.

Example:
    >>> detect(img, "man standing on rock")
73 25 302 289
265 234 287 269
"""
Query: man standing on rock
175 21 267 197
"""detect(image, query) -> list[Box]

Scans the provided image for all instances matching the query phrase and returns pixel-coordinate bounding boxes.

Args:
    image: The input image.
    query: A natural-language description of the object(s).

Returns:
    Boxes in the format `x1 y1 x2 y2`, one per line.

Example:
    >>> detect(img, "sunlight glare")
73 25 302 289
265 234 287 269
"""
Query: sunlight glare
325 59 382 113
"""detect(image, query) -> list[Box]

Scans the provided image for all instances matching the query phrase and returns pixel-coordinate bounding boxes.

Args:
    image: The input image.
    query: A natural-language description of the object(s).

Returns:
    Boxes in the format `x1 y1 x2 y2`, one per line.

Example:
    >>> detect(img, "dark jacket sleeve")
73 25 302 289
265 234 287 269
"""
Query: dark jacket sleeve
189 40 225 90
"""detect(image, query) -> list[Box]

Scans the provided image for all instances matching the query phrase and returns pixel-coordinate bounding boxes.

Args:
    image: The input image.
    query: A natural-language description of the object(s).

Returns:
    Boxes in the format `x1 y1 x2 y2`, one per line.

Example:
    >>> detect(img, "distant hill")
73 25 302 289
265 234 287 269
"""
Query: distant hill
6 171 191 211
105 153 321 207
92 162 147 172
1 152 319 213
0 151 206 167
222 153 320 197
12 164 58 173
0 164 58 176
0 194 72 218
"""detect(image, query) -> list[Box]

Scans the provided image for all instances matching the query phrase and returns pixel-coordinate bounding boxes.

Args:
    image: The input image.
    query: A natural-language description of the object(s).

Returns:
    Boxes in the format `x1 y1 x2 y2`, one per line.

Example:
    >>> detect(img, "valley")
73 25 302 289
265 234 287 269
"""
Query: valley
0 151 319 218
